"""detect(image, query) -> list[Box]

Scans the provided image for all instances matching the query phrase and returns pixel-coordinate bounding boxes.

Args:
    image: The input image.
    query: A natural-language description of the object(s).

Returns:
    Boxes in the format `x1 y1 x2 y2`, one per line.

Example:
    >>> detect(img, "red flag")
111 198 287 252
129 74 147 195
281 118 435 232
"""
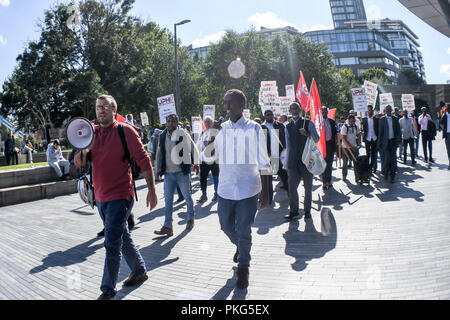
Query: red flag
328 108 336 120
116 114 126 123
200 115 206 131
296 71 310 112
309 79 326 158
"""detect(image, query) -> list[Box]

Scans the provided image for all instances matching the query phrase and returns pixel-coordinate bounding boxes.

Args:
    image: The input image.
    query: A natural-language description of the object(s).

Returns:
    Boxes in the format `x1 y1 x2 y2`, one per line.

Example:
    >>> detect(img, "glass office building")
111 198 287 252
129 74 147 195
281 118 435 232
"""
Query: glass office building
303 0 425 82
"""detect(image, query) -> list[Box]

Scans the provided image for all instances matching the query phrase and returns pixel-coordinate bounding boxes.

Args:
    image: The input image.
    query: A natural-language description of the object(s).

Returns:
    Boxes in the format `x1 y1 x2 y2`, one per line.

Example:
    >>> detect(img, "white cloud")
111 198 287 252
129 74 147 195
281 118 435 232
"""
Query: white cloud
192 31 226 48
366 5 382 20
447 47 450 54
440 64 450 76
248 11 300 31
0 0 10 7
0 35 7 46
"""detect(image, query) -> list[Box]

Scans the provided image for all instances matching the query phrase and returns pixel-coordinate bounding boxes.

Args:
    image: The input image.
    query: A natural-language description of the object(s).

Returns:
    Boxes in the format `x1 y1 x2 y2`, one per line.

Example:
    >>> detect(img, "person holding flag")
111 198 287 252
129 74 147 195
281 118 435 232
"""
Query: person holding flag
283 101 319 221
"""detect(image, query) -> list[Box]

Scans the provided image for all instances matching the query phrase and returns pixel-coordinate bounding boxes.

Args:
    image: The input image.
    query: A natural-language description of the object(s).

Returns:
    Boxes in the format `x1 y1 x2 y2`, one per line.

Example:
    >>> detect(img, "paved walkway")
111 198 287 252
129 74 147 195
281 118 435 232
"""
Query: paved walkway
0 137 449 300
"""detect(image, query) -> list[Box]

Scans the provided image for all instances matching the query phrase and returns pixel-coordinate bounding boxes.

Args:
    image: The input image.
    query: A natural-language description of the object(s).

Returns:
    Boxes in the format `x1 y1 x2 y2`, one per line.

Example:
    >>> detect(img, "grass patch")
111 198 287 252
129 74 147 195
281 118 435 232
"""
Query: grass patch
0 162 49 171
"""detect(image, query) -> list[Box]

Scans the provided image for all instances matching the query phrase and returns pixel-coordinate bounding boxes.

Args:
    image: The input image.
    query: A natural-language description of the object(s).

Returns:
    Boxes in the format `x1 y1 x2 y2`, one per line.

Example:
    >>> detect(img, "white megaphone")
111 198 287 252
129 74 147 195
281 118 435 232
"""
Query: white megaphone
65 117 95 150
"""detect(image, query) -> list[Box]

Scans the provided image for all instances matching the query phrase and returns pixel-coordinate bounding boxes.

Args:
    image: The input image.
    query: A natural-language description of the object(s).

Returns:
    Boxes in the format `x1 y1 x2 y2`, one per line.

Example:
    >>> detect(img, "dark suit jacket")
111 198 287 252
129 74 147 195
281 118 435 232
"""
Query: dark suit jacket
324 118 337 151
362 117 379 143
441 114 449 139
377 115 402 150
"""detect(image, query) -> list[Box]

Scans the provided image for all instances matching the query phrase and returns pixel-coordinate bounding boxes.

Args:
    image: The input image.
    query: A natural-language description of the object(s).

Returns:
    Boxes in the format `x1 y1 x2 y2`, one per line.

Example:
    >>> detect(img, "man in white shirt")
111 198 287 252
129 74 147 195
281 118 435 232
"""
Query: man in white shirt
47 139 71 180
341 115 361 181
196 116 220 203
418 107 434 163
362 105 379 173
214 89 270 290
399 110 417 165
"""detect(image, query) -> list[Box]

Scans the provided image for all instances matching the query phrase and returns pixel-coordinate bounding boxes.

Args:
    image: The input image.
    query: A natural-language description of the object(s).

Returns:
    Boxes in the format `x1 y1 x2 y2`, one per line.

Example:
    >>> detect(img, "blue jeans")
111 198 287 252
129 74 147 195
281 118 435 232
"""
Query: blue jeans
217 194 259 269
97 197 146 294
164 172 195 228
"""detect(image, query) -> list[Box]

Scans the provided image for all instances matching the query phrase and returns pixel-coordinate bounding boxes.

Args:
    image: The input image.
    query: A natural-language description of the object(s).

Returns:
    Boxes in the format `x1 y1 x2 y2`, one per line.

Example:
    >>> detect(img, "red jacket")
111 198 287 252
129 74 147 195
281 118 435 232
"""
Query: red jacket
76 120 152 203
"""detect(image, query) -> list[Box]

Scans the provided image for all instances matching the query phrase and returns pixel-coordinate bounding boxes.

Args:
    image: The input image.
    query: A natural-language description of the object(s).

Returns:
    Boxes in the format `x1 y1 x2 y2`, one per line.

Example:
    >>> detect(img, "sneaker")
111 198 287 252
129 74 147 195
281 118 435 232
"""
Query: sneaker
154 226 173 237
233 247 239 263
236 267 249 289
97 292 116 300
123 272 148 287
212 193 218 201
97 229 105 237
186 220 194 230
197 194 207 203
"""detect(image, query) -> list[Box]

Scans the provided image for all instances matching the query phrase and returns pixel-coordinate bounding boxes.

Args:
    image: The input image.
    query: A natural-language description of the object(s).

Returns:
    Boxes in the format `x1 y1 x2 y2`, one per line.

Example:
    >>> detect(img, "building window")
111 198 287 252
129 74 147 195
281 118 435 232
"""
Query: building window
340 57 358 65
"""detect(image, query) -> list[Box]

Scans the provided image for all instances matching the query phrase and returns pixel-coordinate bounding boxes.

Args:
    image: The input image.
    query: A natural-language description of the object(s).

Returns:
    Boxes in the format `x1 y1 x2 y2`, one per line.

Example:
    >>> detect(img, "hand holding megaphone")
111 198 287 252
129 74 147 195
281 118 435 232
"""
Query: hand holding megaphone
65 117 95 150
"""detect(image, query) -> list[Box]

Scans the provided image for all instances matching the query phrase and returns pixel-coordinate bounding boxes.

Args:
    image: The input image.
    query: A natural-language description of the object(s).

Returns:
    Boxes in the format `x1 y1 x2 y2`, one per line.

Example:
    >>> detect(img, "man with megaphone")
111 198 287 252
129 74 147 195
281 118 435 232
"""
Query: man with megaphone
74 94 158 300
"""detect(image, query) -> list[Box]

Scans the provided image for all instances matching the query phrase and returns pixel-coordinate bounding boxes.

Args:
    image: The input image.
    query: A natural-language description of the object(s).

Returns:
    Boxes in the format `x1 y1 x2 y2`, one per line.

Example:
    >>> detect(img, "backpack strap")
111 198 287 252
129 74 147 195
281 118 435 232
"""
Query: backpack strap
118 123 138 201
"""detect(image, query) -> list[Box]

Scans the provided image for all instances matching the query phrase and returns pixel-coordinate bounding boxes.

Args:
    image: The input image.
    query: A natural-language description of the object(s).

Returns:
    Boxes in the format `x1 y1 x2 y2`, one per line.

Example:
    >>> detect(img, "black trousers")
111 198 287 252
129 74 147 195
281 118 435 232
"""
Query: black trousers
5 151 19 165
402 138 415 163
321 141 335 184
365 140 377 170
421 131 433 161
199 162 219 194
288 165 313 214
277 159 289 189
385 139 398 179
446 133 450 163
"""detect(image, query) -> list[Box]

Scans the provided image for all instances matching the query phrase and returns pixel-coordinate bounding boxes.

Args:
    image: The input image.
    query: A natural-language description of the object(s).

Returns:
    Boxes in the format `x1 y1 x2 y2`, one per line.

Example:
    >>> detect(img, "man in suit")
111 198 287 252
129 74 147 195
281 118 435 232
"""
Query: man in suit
263 109 289 193
321 107 337 190
362 105 379 173
377 105 402 183
284 102 319 221
418 107 434 163
440 103 450 170
399 110 417 165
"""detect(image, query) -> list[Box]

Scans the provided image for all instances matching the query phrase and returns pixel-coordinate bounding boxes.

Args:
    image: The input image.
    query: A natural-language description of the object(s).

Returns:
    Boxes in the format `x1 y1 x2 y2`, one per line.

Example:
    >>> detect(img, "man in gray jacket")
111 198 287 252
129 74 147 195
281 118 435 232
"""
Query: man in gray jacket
399 110 417 165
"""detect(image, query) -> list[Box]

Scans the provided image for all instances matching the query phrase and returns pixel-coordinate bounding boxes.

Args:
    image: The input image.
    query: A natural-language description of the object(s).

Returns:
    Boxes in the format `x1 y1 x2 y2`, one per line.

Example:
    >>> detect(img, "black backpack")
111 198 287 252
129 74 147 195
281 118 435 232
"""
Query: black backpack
118 124 142 201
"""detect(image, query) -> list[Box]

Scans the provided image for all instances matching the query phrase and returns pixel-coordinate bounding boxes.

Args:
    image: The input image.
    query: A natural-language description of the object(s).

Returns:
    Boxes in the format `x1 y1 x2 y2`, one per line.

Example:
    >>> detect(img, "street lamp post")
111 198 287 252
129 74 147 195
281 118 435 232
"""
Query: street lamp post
174 19 191 118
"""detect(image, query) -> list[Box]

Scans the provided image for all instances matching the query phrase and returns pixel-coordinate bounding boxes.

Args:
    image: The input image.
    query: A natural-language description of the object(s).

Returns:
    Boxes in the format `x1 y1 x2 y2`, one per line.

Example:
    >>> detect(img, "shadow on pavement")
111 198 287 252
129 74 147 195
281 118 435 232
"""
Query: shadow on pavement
70 205 97 216
283 208 337 272
210 267 248 300
29 237 103 274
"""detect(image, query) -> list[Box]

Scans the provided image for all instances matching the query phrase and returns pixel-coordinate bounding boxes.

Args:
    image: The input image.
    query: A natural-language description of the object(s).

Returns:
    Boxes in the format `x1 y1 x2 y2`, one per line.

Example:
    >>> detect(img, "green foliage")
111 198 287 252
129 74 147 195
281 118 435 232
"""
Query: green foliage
360 67 393 85
397 69 425 85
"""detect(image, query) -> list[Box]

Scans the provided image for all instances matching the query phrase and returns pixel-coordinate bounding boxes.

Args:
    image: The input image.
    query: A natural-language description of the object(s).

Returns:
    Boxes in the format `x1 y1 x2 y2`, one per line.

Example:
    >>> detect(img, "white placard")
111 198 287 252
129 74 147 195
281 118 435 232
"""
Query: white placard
203 105 215 120
285 85 295 101
363 80 378 107
279 97 292 116
191 117 202 135
243 109 251 120
401 94 415 112
157 94 176 125
140 112 149 127
351 88 368 113
260 81 277 88
379 93 394 113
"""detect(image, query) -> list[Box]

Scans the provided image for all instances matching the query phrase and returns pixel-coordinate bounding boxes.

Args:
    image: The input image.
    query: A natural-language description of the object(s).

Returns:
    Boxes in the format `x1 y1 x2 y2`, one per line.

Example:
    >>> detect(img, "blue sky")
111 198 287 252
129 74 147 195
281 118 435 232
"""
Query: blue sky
1 0 449 86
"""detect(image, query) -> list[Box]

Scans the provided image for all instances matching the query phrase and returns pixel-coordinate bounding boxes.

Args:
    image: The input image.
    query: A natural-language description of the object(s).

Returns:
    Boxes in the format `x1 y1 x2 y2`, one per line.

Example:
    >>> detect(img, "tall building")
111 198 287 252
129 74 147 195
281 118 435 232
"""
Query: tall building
330 0 367 29
304 0 426 82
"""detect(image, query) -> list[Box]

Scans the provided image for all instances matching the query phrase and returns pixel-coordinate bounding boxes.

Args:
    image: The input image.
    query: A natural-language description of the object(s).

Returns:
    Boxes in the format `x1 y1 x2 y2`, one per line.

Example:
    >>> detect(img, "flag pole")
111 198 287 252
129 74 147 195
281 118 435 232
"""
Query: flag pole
303 78 315 130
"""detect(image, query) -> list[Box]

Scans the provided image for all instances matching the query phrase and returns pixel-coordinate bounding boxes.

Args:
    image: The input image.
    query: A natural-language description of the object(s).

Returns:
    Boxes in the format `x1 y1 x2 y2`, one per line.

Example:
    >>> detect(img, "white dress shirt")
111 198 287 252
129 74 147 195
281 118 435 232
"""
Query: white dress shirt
214 116 270 201
366 117 377 141
386 116 394 140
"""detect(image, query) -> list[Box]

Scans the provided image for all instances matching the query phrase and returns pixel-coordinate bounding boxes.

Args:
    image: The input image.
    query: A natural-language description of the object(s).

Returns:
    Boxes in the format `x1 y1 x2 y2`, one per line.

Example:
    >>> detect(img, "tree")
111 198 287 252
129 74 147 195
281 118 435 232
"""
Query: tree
397 69 425 85
360 67 393 85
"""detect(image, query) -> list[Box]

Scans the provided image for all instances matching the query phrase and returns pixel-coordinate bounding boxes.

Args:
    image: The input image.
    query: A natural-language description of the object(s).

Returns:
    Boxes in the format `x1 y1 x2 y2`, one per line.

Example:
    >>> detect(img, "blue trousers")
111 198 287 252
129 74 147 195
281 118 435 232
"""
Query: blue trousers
217 194 259 269
97 197 146 294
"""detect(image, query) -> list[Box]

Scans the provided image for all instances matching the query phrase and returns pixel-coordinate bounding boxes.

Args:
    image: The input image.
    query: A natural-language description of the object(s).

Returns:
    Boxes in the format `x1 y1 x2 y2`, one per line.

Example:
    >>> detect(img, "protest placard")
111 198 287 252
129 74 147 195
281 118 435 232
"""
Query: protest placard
140 112 149 126
157 94 176 125
203 105 215 120
401 94 415 112
351 88 368 113
379 93 394 113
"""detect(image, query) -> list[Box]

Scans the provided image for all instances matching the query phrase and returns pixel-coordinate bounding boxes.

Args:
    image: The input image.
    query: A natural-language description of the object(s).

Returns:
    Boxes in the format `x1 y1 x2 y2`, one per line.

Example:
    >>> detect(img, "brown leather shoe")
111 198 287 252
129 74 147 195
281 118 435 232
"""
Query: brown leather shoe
154 226 173 236
123 272 148 287
186 220 194 230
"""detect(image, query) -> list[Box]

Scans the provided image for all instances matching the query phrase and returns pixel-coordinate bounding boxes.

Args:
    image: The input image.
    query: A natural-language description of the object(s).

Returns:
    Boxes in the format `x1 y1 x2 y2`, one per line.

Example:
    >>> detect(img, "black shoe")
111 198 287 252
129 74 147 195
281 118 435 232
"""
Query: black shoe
284 212 299 220
236 267 249 289
97 291 116 300
304 212 312 220
212 193 218 201
233 248 239 263
372 169 377 174
412 161 416 165
429 158 435 163
197 194 208 203
97 229 105 237
127 213 135 230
